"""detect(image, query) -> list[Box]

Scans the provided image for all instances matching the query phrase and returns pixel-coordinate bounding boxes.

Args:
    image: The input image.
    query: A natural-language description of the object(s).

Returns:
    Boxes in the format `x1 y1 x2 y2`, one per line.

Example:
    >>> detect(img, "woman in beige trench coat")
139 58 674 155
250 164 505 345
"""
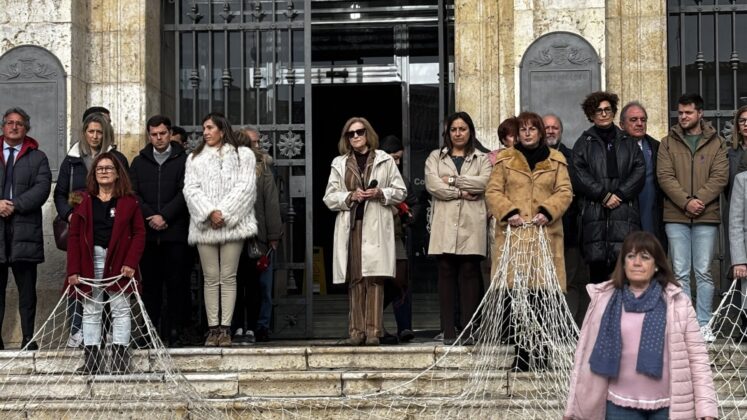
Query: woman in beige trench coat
323 117 406 346
426 111 492 345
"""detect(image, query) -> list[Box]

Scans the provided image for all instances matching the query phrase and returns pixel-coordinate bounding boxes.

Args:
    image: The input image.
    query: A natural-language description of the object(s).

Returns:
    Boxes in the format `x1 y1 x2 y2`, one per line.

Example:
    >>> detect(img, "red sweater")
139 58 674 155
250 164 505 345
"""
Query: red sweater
65 193 146 295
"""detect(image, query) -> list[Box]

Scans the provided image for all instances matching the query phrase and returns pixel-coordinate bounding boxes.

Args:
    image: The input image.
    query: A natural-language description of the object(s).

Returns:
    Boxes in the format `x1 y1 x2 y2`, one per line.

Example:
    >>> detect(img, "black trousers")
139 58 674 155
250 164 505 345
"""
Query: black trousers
383 260 412 334
0 261 38 340
437 254 482 340
141 241 190 337
232 247 260 333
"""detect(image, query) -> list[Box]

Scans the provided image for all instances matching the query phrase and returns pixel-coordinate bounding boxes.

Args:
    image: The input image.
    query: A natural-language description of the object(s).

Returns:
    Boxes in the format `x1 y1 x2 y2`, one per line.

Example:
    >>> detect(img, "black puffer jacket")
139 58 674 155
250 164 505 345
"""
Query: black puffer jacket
572 125 646 265
129 142 189 243
555 142 580 248
53 142 129 220
0 136 52 263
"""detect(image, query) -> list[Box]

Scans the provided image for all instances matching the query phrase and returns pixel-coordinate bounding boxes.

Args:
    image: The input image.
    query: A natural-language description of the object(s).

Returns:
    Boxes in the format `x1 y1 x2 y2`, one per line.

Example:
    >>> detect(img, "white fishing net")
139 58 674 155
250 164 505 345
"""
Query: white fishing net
18 226 741 418
706 278 747 419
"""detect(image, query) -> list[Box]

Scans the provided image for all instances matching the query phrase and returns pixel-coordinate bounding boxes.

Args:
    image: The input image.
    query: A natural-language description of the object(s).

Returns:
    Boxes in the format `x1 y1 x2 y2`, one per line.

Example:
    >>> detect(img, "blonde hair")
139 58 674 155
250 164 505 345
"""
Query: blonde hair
337 117 379 155
80 113 114 157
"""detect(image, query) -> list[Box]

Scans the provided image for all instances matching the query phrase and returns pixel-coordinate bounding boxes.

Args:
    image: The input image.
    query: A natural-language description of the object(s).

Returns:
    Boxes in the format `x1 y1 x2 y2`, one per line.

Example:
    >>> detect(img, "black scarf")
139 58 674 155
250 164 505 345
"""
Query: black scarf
514 142 550 171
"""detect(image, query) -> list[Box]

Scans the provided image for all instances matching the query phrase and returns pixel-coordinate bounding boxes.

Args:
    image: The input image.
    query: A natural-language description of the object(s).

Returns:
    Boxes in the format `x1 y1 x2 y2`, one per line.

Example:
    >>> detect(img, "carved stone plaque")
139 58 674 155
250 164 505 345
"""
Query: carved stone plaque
0 45 67 177
520 32 601 147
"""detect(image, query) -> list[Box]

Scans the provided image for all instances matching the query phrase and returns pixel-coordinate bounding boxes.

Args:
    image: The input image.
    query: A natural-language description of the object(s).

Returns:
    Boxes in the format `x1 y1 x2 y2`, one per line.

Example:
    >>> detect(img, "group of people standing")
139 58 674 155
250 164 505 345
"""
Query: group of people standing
0 106 282 373
325 91 741 418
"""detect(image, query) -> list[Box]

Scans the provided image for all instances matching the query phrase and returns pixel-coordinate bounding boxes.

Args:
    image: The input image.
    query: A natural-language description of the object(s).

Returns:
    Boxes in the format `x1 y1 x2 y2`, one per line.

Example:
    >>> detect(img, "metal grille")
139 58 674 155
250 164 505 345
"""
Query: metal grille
163 0 313 337
667 0 747 138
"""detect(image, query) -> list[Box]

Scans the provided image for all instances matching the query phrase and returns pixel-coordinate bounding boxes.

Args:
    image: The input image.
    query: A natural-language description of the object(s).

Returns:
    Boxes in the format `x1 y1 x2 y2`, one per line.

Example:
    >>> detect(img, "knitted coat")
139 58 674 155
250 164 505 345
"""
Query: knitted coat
564 280 718 420
183 144 257 245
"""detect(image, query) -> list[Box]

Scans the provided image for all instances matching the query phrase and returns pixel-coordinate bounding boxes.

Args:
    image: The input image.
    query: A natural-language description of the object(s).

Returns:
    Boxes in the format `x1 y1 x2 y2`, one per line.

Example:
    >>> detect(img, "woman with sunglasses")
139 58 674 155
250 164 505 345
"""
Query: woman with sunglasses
323 117 406 346
425 111 492 345
66 152 145 374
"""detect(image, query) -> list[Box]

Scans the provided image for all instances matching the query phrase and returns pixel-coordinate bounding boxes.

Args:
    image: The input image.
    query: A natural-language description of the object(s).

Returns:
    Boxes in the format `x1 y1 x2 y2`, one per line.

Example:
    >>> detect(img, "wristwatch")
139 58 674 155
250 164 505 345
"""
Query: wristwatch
448 176 455 186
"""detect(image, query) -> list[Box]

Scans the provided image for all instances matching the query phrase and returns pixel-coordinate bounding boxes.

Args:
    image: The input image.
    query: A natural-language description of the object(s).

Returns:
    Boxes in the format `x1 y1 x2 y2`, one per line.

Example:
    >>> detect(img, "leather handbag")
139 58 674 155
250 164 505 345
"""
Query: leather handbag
53 164 74 251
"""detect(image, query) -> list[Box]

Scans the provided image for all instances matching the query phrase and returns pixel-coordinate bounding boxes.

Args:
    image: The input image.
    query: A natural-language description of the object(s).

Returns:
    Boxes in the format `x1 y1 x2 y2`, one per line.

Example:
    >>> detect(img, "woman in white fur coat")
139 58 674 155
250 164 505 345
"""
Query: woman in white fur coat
183 112 257 347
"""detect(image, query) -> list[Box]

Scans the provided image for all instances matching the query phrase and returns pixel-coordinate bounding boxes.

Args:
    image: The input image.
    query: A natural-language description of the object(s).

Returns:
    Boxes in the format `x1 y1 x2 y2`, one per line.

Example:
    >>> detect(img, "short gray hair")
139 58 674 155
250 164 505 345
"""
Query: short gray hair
620 101 648 123
542 113 564 132
242 125 260 137
3 107 31 131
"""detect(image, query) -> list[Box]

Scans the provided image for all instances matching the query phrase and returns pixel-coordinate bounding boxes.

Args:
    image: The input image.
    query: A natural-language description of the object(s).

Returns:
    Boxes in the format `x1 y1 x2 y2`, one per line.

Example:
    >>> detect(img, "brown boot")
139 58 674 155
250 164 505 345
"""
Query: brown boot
341 336 365 346
217 327 232 347
204 327 220 347
76 345 102 375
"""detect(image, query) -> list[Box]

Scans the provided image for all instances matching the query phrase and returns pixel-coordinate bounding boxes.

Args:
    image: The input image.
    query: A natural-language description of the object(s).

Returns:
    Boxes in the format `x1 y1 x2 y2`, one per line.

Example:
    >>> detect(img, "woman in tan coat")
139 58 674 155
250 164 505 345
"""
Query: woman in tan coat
426 111 492 345
486 111 573 371
323 117 406 346
486 111 573 289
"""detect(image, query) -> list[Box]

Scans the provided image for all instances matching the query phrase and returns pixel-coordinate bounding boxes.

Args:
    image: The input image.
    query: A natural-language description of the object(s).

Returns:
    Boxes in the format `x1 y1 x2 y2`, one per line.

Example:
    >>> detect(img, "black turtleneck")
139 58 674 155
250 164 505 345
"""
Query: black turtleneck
515 142 550 171
594 124 619 179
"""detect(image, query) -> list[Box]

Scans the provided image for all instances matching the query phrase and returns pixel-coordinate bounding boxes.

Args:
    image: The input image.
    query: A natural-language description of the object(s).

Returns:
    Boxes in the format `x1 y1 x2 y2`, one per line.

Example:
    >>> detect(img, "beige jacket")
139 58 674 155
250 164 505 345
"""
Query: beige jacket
425 147 492 256
323 150 406 284
657 120 728 224
485 147 572 289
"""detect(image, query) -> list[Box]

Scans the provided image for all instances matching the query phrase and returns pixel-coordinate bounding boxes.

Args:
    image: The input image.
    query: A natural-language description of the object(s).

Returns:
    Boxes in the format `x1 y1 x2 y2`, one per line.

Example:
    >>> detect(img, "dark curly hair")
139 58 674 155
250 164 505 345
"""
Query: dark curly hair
581 91 620 123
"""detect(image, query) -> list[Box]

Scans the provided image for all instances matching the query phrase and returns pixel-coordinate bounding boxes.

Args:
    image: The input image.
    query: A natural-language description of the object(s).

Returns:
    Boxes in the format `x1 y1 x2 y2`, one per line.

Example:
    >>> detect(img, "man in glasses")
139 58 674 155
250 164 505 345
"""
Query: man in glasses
572 91 646 287
619 102 666 247
657 93 728 343
0 107 53 350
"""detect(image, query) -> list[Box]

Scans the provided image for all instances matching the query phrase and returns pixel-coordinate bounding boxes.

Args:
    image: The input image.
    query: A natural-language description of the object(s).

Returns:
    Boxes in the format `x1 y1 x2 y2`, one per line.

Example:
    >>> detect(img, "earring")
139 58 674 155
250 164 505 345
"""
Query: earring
654 268 659 272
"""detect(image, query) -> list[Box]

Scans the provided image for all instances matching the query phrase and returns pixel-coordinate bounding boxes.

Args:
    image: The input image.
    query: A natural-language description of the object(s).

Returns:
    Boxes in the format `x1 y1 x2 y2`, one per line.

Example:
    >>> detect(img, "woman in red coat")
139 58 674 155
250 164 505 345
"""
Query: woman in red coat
66 152 145 374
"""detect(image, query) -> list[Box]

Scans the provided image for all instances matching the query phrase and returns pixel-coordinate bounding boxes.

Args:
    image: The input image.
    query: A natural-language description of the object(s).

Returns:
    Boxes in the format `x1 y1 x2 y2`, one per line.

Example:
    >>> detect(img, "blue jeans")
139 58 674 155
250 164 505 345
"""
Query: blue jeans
256 253 274 330
82 246 131 346
606 401 668 419
665 223 718 326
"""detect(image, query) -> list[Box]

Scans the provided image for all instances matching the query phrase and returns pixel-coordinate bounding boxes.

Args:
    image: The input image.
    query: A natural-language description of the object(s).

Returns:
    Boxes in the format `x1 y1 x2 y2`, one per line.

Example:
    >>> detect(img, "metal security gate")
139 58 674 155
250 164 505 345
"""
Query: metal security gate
667 0 747 134
162 0 313 337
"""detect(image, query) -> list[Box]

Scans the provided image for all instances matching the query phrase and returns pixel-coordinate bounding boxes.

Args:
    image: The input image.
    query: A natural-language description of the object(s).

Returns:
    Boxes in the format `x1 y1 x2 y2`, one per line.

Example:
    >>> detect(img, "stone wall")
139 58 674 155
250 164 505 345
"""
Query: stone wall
455 0 669 149
0 0 157 346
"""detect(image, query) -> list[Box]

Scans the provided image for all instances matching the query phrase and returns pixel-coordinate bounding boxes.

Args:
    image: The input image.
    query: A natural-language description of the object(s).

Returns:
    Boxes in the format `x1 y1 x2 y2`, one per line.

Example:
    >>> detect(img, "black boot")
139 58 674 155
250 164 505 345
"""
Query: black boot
511 345 531 372
111 344 130 374
76 345 102 375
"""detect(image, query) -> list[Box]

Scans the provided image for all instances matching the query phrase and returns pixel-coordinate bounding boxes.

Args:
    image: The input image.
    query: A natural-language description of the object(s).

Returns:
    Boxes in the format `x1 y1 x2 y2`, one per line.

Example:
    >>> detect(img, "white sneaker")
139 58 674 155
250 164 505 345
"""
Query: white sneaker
234 328 244 338
66 330 83 348
700 326 716 344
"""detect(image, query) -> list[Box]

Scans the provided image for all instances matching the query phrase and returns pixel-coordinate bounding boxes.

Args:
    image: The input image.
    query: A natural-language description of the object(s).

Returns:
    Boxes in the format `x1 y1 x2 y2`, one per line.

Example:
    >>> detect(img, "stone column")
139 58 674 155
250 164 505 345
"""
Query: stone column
0 0 90 346
88 0 160 160
606 0 669 139
454 0 511 150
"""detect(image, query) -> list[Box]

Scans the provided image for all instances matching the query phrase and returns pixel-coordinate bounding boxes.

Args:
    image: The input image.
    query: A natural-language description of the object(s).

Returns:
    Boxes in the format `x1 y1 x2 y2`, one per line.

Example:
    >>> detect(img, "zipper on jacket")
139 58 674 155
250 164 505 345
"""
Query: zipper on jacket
157 164 162 245
690 149 695 225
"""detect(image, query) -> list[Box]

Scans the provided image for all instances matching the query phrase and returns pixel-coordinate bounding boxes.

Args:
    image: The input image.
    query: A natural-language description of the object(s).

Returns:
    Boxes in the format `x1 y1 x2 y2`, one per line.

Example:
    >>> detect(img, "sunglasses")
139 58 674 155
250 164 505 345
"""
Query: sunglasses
345 128 366 140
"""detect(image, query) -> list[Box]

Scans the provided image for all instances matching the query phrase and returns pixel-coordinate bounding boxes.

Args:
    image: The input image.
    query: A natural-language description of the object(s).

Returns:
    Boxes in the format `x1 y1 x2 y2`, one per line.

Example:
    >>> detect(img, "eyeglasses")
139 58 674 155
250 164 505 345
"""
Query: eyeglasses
345 128 366 140
738 118 747 126
95 166 116 173
594 107 613 116
3 120 24 127
628 117 647 123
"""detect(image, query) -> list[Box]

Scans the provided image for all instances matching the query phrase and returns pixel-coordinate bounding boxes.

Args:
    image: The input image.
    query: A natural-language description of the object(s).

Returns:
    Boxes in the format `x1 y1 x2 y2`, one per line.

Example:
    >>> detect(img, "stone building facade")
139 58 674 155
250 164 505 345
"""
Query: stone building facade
0 0 694 342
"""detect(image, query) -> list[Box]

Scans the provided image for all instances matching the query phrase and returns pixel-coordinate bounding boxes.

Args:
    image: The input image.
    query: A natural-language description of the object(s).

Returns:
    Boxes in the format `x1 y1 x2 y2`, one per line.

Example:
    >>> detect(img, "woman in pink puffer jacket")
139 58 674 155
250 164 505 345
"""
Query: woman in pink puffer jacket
564 231 718 420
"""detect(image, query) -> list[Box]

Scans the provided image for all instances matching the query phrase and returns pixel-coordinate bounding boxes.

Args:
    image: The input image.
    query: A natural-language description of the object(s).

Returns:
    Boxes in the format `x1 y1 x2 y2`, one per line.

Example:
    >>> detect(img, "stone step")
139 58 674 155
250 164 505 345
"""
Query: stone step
0 368 743 401
1 343 744 374
0 398 746 420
